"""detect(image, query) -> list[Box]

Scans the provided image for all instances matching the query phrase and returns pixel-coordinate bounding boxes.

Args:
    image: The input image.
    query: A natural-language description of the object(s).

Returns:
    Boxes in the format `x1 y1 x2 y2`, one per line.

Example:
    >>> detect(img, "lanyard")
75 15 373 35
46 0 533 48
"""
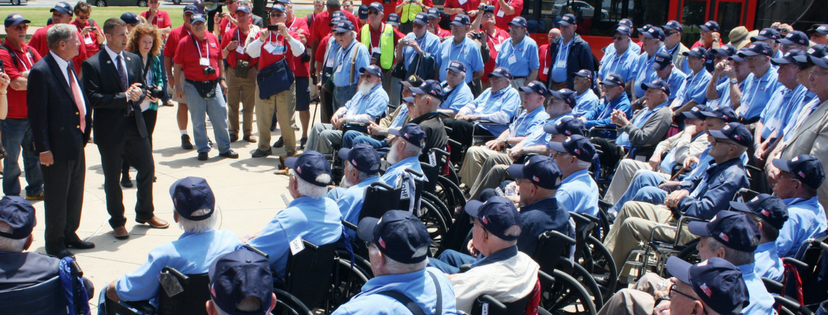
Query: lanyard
13 49 33 71
368 24 385 49
338 41 357 64
556 38 572 63
193 35 209 61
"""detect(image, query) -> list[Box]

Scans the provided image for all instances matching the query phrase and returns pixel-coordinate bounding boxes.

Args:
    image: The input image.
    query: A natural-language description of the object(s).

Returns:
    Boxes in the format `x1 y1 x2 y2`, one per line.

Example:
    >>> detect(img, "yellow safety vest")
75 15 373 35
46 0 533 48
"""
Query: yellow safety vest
400 3 422 23
360 23 395 70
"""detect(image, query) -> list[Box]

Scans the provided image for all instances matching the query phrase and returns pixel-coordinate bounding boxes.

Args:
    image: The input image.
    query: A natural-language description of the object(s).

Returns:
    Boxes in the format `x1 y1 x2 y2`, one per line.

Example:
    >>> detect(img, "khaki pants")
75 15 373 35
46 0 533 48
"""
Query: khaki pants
510 77 528 105
469 163 512 200
605 159 654 204
596 288 655 315
459 146 508 187
256 83 296 154
603 201 677 276
225 67 257 138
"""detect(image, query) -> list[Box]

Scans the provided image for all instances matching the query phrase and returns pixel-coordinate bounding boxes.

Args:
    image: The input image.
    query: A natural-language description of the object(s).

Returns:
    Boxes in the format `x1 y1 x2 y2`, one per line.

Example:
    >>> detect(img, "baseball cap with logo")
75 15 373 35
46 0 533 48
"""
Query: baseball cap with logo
169 177 216 221
4 14 31 28
338 144 383 175
401 74 424 88
209 249 274 315
543 116 586 136
574 69 593 80
708 122 753 148
714 44 738 58
559 14 576 26
413 12 429 25
600 73 624 86
359 65 383 78
284 151 333 187
333 20 355 32
518 80 551 96
549 88 577 108
641 26 665 41
387 13 400 26
447 61 466 73
640 79 671 95
637 24 652 35
0 196 36 240
700 20 720 32
450 14 471 26
772 154 826 190
358 4 369 19
806 45 828 68
508 17 528 28
191 14 207 24
682 105 710 120
120 12 141 25
235 4 251 14
389 123 426 148
652 51 674 71
779 30 809 46
688 210 761 252
508 155 562 190
613 25 632 37
683 47 709 58
699 106 739 123
817 24 828 35
410 79 445 101
50 2 73 15
369 2 384 12
729 193 789 230
617 18 633 29
751 27 780 41
464 196 523 241
270 3 287 12
487 67 512 79
662 20 683 33
548 135 596 163
184 4 199 14
426 7 440 19
666 257 749 315
738 42 773 57
729 48 748 62
772 49 805 66
357 210 431 263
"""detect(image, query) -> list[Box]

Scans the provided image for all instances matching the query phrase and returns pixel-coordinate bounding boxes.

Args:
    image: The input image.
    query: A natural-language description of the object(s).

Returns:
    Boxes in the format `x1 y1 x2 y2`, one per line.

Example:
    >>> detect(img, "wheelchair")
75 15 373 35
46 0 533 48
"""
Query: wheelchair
533 229 600 314
469 282 544 315
761 236 828 315
1 257 90 315
104 266 210 315
569 212 617 299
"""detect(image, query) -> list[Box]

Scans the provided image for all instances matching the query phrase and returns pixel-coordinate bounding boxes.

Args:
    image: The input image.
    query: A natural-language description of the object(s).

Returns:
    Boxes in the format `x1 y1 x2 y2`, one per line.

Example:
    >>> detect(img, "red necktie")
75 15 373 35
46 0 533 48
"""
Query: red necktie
67 64 86 133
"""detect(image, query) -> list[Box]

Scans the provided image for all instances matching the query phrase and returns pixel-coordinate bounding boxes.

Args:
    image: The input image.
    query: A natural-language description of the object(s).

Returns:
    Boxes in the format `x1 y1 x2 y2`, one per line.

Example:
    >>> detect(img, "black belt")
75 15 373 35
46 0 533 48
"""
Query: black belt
513 76 528 79
185 79 219 85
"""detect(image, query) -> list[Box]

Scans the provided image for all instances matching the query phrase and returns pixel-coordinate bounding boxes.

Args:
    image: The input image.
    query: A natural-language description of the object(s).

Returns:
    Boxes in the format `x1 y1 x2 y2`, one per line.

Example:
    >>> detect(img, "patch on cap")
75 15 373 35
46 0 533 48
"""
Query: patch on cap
700 283 713 297
719 232 730 242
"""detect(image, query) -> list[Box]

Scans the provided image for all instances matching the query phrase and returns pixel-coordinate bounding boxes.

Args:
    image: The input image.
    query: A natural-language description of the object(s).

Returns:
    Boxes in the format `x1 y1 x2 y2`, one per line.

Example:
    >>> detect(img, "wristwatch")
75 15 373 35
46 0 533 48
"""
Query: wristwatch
730 78 738 84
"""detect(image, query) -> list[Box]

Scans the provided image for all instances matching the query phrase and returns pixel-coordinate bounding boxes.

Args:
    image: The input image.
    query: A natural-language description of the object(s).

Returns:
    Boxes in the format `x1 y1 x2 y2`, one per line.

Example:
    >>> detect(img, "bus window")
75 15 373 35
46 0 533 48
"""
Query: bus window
681 0 707 27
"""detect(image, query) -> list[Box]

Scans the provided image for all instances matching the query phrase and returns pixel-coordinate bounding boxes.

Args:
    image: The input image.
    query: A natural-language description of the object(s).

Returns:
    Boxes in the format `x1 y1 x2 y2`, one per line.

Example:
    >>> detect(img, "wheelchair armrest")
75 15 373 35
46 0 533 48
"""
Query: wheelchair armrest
783 257 809 271
70 260 83 277
370 181 397 191
476 120 496 125
244 244 270 259
342 220 359 232
538 270 554 283
761 277 783 294
431 148 450 159
459 264 473 273
774 295 812 315
438 111 452 118
813 238 828 252
447 138 462 148
477 294 507 310
161 267 189 284
344 122 370 128
404 168 424 178
122 300 156 314
539 230 576 245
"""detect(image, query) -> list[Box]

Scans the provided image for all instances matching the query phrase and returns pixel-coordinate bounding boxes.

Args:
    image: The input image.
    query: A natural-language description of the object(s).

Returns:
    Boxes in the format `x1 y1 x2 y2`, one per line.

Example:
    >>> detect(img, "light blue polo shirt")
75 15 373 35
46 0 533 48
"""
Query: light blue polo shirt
343 83 389 120
402 32 442 70
331 267 457 315
709 80 745 110
632 46 665 97
509 106 549 139
338 175 381 238
523 114 573 147
246 196 343 278
495 35 539 78
459 86 521 136
754 241 784 281
739 67 781 121
598 46 640 83
603 39 641 58
781 86 816 141
738 263 776 315
673 68 711 108
573 89 600 117
380 155 424 187
441 81 474 113
556 169 599 217
759 86 793 140
647 66 687 102
333 40 371 87
550 37 573 83
778 197 828 258
437 37 484 83
582 93 631 129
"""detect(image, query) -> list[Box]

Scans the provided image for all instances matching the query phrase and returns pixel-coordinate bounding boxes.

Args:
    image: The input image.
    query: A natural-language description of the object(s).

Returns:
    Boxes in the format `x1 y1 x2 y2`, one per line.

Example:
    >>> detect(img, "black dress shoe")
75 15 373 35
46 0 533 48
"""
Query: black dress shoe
272 137 284 148
230 134 239 142
48 249 75 259
198 152 209 161
252 148 271 158
181 135 194 150
120 177 133 188
219 150 239 159
66 239 95 249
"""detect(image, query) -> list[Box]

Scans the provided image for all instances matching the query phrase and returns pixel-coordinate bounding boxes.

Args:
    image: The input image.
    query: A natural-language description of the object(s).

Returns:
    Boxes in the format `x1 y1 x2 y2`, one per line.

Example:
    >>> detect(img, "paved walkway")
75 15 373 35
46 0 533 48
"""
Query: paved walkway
22 100 309 310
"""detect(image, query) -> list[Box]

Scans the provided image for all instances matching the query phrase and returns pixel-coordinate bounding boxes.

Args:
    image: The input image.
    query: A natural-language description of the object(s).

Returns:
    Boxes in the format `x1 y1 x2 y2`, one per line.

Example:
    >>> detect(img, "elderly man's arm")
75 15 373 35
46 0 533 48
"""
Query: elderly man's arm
624 107 672 147
678 168 749 219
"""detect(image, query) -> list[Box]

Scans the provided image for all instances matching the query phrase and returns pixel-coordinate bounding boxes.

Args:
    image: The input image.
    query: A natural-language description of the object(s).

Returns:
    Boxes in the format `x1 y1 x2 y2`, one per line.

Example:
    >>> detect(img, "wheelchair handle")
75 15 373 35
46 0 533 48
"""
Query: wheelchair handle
244 244 270 259
404 168 424 178
813 239 828 252
342 220 359 231
370 181 397 190
70 260 83 277
539 229 576 245
783 257 809 271
477 294 507 310
161 267 189 284
430 148 450 158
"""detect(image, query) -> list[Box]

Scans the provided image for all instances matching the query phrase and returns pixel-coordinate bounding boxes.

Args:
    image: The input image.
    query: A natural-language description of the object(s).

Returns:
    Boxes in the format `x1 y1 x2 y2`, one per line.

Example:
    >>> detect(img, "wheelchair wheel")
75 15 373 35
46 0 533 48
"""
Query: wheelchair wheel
557 259 604 309
539 269 597 315
328 257 370 311
335 249 374 279
577 235 617 298
272 288 313 315
437 175 466 212
423 191 453 228
420 199 450 257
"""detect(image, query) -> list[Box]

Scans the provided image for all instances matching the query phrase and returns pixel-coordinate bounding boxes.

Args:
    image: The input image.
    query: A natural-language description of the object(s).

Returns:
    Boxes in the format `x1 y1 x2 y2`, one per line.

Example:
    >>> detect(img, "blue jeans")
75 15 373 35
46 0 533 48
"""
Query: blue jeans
343 130 386 149
632 187 668 205
1 118 43 196
611 170 667 213
428 249 479 274
183 82 231 154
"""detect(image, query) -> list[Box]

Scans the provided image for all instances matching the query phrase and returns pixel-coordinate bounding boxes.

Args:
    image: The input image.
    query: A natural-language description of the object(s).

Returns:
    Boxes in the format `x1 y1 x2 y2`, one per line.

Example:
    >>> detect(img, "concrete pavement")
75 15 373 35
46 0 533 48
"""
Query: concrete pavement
21 101 309 311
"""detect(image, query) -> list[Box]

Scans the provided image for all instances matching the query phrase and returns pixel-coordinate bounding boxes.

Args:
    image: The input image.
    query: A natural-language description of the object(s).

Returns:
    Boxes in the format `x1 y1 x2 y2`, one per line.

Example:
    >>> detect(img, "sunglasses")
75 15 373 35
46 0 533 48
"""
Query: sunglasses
77 15 90 20
270 12 284 16
368 10 380 15
612 36 626 41
334 32 347 36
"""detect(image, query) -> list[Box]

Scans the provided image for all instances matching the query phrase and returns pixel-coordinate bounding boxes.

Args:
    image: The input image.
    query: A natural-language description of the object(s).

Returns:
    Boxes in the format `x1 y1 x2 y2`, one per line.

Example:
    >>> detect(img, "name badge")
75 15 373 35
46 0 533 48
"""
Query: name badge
326 57 335 67
555 58 566 68
263 41 278 54
508 54 517 65
336 64 343 73
235 45 245 54
199 58 210 66
289 235 305 255
494 43 503 52
543 67 549 74
84 35 94 45
496 10 505 17
459 0 467 4
158 18 164 22
372 47 381 54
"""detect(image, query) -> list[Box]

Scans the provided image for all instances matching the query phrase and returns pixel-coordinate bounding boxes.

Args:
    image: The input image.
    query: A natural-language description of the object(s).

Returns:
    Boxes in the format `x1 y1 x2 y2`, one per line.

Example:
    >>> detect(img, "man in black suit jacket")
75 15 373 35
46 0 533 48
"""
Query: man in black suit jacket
27 24 93 258
82 18 169 240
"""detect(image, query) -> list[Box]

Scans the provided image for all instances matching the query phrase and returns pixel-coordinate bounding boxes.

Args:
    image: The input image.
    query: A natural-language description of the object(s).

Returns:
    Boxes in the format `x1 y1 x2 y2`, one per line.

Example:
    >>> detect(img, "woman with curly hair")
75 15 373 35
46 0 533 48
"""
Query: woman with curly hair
121 23 164 187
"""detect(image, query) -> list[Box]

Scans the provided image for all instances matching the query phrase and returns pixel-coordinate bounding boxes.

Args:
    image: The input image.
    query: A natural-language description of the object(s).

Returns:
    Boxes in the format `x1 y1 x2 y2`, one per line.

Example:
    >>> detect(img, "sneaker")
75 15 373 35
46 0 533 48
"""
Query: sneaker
25 192 44 200
219 150 239 159
291 123 300 130
252 148 271 158
181 135 194 150
197 152 208 161
162 100 175 107
272 137 284 148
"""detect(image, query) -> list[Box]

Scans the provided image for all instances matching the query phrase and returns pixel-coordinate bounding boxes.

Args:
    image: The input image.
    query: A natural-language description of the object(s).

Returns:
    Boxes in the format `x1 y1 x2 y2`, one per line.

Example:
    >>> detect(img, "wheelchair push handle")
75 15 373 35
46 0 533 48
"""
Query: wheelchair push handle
477 294 507 310
161 267 189 284
342 220 359 232
404 168 424 178
814 239 828 252
244 243 270 259
70 259 83 277
539 229 576 245
369 181 397 191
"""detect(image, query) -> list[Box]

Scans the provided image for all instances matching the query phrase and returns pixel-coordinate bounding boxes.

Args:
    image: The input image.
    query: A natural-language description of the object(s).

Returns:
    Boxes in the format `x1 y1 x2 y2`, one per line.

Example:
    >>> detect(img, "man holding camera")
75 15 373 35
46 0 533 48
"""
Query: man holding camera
471 4 509 91
221 4 259 144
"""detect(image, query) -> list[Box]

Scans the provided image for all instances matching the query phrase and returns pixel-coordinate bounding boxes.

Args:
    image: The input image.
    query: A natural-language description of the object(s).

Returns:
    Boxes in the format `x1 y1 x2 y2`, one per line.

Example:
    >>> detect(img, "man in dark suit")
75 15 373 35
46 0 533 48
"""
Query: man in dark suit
27 24 93 258
82 18 169 240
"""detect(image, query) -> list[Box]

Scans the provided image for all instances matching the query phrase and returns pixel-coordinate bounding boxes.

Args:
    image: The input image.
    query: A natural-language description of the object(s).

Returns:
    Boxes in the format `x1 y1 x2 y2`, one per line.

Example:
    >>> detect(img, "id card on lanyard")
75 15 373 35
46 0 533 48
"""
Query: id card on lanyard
194 36 211 66
556 40 570 68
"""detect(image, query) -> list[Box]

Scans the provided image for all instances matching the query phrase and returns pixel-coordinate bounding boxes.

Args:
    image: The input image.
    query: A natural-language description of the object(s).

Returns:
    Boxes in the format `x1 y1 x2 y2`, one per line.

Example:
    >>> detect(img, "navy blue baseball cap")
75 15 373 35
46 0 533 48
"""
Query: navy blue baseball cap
640 78 670 95
487 67 512 79
328 16 344 27
465 196 522 241
652 51 674 70
368 2 384 12
413 12 429 25
795 45 827 64
284 151 333 187
447 60 466 73
637 24 652 35
752 27 780 41
714 44 738 58
544 116 586 136
601 73 624 86
331 10 345 19
184 4 199 14
613 25 632 37
688 210 761 252
574 69 593 80
358 210 431 263
269 3 286 12
359 65 383 78
699 106 739 123
729 48 748 62
666 257 749 315
662 20 683 33
772 49 806 66
779 30 809 46
50 2 73 15
682 105 710 120
548 135 596 163
730 193 789 230
700 20 720 32
518 80 551 96
508 155 562 190
389 123 426 149
738 42 773 57
235 4 251 14
772 154 825 190
338 143 382 174
549 88 577 108
508 17 528 28
4 14 31 28
170 177 215 221
410 79 445 101
641 26 665 41
191 14 207 24
426 7 440 19
708 122 753 148
450 14 471 26
401 74 424 88
0 196 35 240
387 13 400 26
358 4 369 19
683 47 709 58
816 24 828 35
559 14 576 26
209 249 274 315
617 18 633 28
120 12 140 25
333 20 355 32
810 50 828 69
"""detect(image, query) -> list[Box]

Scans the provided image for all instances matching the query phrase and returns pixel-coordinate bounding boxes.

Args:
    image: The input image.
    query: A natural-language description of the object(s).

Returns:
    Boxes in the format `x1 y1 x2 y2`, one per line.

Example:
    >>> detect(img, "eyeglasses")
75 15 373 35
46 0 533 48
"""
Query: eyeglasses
77 15 90 20
334 32 347 36
270 12 284 17
668 284 709 314
612 36 626 41
746 55 763 62
553 151 569 157
711 138 737 146
368 10 380 15
809 70 828 77
413 23 426 29
665 31 677 36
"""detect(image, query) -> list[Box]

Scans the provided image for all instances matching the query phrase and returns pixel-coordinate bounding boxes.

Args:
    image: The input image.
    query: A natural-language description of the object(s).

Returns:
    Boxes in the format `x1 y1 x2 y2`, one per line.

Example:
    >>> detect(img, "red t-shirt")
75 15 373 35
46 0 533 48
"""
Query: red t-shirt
140 10 172 40
28 24 88 75
310 10 360 46
0 38 41 119
164 26 191 59
443 0 481 18
315 33 333 63
493 0 523 30
287 17 311 77
538 43 549 82
361 0 397 20
221 25 258 68
250 31 298 72
481 27 509 82
71 19 101 59
433 26 451 39
218 18 233 40
174 33 222 81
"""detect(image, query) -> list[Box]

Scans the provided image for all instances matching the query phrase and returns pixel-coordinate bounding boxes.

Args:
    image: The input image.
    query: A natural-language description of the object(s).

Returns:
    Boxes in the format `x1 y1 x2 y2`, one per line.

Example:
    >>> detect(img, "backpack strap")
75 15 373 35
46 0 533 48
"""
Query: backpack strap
0 44 19 68
348 42 364 86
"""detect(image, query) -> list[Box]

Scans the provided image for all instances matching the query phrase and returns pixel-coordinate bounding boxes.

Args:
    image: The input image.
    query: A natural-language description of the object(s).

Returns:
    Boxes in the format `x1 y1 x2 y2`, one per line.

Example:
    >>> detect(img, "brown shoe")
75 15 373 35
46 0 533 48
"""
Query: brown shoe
136 216 170 229
113 226 130 239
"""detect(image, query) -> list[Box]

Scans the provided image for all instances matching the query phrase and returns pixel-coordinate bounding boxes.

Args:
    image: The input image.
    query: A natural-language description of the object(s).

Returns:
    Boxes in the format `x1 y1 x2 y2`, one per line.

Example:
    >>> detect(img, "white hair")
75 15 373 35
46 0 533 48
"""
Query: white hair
240 0 253 9
0 222 27 252
176 209 217 234
575 159 592 169
290 169 330 198
369 244 428 274
47 24 77 51
402 140 423 157
214 296 264 315
705 237 755 265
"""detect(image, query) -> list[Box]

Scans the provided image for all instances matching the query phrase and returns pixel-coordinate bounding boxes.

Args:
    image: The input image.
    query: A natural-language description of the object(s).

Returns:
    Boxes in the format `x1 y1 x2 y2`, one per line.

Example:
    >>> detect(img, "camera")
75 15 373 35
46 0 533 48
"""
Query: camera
147 84 166 99
267 24 279 31
203 66 216 75
479 4 495 12
470 31 484 40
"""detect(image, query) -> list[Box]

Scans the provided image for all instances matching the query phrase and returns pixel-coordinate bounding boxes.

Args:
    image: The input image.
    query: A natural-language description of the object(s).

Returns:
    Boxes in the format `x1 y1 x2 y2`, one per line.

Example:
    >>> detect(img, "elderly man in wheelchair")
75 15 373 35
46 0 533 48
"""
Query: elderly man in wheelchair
103 177 242 313
603 122 752 282
206 249 278 315
0 196 94 315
